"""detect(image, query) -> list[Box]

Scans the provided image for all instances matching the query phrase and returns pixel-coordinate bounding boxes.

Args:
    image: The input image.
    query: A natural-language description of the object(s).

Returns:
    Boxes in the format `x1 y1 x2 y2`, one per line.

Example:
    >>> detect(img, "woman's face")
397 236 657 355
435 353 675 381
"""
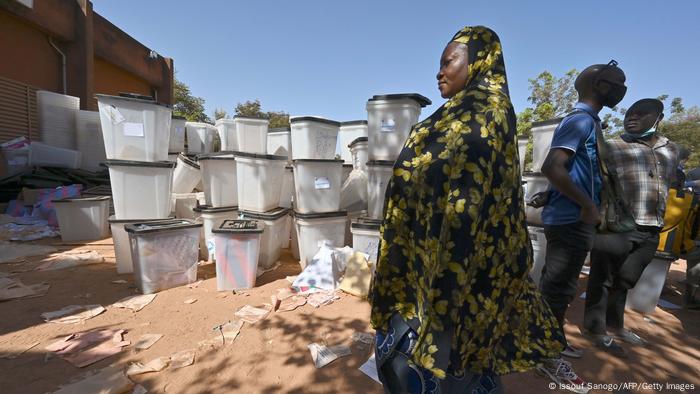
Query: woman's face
437 42 469 98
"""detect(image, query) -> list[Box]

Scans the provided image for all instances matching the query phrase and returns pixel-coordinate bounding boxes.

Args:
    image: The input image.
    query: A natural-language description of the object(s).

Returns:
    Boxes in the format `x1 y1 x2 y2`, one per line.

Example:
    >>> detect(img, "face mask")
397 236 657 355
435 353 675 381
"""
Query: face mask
625 114 661 140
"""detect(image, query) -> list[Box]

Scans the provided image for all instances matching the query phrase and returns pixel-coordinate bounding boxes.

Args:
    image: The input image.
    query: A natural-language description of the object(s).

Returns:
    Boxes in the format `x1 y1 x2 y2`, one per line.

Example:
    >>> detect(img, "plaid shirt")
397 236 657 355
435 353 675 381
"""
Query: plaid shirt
605 135 680 227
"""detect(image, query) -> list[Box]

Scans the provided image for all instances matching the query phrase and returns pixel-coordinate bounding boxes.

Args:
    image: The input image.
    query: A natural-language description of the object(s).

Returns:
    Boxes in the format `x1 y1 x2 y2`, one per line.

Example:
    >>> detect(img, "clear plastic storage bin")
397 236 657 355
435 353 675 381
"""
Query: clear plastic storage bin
293 210 347 268
110 216 171 274
172 154 201 194
233 151 287 212
193 205 239 261
96 93 172 161
106 160 175 219
367 160 394 219
213 220 263 290
366 94 430 161
292 159 343 214
267 127 292 161
186 122 217 154
125 219 202 294
170 116 187 153
290 116 340 160
232 116 269 154
239 208 290 269
76 110 107 171
349 137 368 172
350 217 381 264
54 196 111 242
37 90 80 150
198 152 237 207
338 121 368 164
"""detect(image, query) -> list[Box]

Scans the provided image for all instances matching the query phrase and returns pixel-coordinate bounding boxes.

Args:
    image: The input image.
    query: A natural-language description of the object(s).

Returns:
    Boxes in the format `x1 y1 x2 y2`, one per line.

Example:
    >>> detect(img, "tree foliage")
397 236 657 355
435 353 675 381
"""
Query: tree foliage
658 98 700 168
213 108 229 120
234 100 290 128
173 77 210 123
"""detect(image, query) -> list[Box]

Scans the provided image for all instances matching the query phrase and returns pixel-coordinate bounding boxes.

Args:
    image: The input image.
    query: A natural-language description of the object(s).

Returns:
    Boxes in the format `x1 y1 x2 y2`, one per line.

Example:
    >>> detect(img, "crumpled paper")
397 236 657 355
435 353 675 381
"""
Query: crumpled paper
0 276 50 301
36 251 104 271
41 305 106 324
234 305 271 324
112 294 157 312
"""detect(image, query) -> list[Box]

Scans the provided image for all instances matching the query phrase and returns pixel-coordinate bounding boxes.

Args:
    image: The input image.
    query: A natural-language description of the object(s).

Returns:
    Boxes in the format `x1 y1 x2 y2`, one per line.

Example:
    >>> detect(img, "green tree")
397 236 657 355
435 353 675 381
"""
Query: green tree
213 108 229 120
234 100 290 128
173 77 210 123
658 98 700 168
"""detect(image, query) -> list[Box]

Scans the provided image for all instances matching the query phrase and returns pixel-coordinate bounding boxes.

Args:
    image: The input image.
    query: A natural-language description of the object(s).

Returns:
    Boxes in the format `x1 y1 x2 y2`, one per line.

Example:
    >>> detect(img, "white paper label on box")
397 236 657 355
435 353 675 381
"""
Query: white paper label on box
380 119 396 132
105 105 126 124
123 122 145 137
314 177 331 190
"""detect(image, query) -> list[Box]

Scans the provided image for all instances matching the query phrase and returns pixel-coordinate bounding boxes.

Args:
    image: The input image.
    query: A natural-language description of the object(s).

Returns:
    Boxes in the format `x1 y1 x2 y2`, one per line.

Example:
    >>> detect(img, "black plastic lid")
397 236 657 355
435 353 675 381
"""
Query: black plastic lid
289 117 341 127
351 218 382 231
109 215 174 224
212 219 263 234
232 151 287 161
367 160 395 166
177 153 200 169
95 93 172 109
196 151 236 161
124 219 201 234
54 196 111 203
285 166 293 170
340 120 368 126
343 164 353 168
269 127 290 133
193 205 238 213
292 158 344 163
239 207 290 221
348 136 368 148
293 210 347 220
168 151 182 155
368 93 432 107
105 159 176 169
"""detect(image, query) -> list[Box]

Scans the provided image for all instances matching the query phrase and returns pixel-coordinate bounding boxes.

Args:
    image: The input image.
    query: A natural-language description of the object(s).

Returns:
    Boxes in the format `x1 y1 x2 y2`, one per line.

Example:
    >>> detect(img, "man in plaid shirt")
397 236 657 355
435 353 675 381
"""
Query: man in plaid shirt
583 98 680 355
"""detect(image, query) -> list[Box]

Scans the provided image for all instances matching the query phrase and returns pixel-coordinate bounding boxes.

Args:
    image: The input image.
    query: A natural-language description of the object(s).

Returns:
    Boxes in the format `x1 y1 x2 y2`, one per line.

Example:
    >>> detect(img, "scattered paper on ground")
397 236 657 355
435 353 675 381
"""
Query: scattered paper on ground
0 341 40 359
132 384 148 394
275 287 299 301
277 295 307 312
169 349 195 369
221 319 244 343
53 365 134 394
0 276 50 301
308 290 340 308
0 218 59 243
359 354 381 384
126 356 170 376
187 280 203 289
111 280 127 284
184 298 197 304
0 241 57 263
62 330 129 368
307 342 351 368
37 251 104 271
234 305 271 324
134 334 163 350
285 275 297 283
351 332 375 350
41 305 105 324
113 294 156 312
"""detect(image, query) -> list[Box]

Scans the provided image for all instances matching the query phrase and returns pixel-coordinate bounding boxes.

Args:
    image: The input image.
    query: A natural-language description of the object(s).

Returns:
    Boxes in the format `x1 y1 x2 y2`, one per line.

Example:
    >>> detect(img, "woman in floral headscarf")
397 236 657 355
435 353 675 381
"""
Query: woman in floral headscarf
369 26 566 393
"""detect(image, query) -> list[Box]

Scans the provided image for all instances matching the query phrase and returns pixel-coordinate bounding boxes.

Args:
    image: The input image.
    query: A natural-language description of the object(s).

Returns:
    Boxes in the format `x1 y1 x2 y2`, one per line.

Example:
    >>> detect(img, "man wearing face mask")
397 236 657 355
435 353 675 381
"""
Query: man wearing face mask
583 98 680 355
537 61 626 372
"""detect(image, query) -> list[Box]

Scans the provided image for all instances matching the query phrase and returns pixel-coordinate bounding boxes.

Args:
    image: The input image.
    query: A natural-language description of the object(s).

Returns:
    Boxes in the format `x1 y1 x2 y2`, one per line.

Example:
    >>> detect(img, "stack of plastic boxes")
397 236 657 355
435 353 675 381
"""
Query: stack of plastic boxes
352 94 431 258
230 116 290 272
96 93 200 293
289 116 347 268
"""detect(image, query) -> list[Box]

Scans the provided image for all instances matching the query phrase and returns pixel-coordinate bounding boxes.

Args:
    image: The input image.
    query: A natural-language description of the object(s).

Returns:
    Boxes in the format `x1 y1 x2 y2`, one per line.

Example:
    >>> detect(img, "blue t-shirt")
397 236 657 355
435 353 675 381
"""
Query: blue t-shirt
541 103 602 225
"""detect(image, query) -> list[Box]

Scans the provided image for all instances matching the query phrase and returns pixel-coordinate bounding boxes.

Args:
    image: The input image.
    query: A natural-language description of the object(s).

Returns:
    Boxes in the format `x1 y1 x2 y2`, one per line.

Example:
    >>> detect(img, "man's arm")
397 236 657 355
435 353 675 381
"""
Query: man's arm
542 148 600 224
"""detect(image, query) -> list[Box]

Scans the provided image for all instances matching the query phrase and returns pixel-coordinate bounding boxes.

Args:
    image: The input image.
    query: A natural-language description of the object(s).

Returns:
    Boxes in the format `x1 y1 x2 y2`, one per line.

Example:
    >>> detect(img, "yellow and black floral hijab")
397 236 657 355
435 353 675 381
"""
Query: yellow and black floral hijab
370 26 564 377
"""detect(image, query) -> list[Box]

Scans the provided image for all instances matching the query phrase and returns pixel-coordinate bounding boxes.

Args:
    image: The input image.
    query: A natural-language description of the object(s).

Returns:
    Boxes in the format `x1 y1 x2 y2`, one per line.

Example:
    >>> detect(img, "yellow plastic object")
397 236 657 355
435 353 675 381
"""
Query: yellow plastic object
340 252 374 298
658 188 699 256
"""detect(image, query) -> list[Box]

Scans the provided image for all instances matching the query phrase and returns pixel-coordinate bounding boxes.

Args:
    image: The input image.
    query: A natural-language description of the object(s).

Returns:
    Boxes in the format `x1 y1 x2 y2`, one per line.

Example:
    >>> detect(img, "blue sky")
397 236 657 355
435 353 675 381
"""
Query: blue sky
93 0 700 122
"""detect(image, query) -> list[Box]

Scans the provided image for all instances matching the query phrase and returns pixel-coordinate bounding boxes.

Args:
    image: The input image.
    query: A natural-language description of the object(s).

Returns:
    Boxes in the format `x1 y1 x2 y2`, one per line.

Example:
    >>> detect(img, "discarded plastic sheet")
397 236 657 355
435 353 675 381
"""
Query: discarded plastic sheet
292 244 343 291
0 341 40 359
37 251 104 270
277 295 307 312
132 385 148 394
0 277 50 301
307 290 340 308
113 294 156 312
0 241 57 263
184 298 197 304
234 305 271 324
52 365 134 394
134 334 163 350
169 349 195 369
126 356 170 376
359 354 381 384
257 261 281 278
328 344 352 357
63 330 129 368
46 330 117 354
339 252 374 298
307 343 351 368
41 305 106 324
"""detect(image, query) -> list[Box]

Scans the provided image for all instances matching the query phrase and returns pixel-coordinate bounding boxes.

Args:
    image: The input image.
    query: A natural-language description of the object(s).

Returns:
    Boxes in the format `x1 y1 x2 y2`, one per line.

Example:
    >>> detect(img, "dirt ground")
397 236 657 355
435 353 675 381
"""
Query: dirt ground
0 237 699 394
